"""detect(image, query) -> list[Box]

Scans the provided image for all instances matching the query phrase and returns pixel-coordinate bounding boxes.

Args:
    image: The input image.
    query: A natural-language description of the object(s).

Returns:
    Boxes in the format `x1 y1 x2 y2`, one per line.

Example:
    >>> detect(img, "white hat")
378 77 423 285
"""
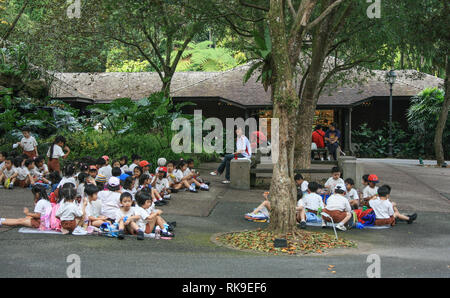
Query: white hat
157 158 167 166
334 183 346 192
108 177 120 187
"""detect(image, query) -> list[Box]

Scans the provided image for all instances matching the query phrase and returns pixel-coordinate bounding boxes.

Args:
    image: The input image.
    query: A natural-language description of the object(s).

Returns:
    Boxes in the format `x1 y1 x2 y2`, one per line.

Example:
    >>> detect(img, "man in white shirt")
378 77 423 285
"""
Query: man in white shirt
210 127 252 184
321 183 352 231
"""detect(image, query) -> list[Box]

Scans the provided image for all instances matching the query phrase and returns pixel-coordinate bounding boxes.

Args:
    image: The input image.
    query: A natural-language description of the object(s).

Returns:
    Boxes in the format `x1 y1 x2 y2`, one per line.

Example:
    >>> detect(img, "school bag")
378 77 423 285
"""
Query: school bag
39 205 53 231
50 203 62 231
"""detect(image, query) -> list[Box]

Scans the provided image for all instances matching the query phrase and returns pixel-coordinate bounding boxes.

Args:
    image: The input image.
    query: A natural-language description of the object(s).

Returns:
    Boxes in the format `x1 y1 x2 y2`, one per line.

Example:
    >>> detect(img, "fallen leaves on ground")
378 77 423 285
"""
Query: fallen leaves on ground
216 229 357 255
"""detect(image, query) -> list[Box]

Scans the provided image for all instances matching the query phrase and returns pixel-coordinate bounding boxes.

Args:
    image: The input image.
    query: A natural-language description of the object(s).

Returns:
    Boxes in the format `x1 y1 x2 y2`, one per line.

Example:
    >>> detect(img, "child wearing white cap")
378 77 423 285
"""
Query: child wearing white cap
98 177 122 221
321 183 352 231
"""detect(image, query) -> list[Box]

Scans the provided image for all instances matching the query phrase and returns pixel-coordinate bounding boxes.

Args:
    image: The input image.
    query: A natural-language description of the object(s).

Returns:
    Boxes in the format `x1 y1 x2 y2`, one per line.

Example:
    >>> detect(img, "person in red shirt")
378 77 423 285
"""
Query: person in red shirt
311 125 325 160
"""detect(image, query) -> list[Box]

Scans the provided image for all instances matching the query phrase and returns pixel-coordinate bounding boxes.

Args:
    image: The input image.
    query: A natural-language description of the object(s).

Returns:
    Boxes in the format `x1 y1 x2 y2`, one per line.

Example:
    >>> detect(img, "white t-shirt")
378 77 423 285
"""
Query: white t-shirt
363 185 379 199
345 188 359 201
369 198 394 219
2 167 17 178
115 207 136 222
98 165 112 180
302 192 324 211
325 177 345 193
47 144 65 159
56 201 83 220
98 190 121 219
0 161 4 170
324 194 351 212
85 200 102 218
57 177 77 189
153 177 169 193
173 169 184 182
34 199 52 215
236 135 252 158
121 165 129 173
134 206 151 231
21 136 38 152
300 181 309 192
129 163 138 172
16 166 30 180
39 164 49 174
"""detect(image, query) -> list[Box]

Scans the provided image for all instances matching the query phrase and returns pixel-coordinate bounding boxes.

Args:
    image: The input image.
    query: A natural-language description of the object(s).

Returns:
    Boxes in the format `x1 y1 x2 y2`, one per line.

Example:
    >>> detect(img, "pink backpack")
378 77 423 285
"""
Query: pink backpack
50 203 61 231
39 205 53 231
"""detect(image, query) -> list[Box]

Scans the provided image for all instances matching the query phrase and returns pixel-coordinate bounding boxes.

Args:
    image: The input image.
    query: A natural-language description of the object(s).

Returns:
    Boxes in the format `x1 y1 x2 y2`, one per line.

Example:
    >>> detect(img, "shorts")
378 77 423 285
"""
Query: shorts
61 220 77 232
14 179 28 188
24 150 37 159
375 216 395 226
48 158 60 173
321 209 348 223
30 218 41 229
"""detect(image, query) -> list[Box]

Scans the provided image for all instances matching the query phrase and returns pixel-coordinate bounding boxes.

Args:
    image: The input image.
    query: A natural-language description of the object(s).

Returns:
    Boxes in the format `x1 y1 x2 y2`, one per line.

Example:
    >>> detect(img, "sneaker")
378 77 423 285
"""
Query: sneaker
200 184 209 191
221 180 231 184
204 181 211 186
163 194 171 200
154 200 167 207
0 185 3 189
161 231 174 238
299 221 307 229
118 229 125 240
189 183 197 193
336 223 347 231
8 184 13 190
407 213 417 224
72 226 88 236
137 230 144 240
210 171 218 176
321 221 327 228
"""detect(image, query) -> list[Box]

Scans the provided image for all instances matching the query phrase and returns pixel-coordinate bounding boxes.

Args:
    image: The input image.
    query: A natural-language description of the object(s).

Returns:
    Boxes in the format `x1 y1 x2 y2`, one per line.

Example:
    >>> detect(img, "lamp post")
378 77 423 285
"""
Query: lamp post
386 70 397 158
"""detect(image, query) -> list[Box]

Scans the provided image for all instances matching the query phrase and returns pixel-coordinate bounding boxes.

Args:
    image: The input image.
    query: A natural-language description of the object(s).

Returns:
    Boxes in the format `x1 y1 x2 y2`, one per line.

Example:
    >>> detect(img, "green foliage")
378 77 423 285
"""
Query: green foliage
352 120 448 159
407 88 449 156
175 41 244 72
243 27 272 92
36 130 218 171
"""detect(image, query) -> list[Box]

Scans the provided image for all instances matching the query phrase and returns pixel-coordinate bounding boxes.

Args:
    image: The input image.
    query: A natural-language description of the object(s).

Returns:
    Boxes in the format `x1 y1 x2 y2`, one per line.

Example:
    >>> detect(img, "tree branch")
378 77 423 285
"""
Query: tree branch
239 0 269 11
287 0 297 17
306 0 344 31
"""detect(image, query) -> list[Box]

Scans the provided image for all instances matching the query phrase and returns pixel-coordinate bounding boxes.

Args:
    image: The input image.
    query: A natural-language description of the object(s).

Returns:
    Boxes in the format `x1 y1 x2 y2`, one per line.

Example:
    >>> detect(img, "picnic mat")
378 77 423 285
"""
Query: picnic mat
18 228 173 239
305 222 391 229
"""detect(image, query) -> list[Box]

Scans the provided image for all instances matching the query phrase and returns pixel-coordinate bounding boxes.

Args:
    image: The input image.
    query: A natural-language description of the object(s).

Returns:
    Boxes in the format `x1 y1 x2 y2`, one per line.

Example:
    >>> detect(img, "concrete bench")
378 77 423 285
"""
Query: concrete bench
230 158 252 190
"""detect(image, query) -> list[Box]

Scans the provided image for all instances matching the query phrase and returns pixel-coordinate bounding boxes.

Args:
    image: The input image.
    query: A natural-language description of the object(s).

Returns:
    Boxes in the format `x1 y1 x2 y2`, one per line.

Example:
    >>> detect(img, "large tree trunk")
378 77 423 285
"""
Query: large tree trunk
434 55 449 166
295 19 331 170
267 0 300 235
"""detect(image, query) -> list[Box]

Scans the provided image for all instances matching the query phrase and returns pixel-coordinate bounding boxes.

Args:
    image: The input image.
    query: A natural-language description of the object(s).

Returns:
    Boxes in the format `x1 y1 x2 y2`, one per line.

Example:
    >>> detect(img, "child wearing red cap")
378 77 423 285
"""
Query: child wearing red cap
362 174 379 205
151 167 171 200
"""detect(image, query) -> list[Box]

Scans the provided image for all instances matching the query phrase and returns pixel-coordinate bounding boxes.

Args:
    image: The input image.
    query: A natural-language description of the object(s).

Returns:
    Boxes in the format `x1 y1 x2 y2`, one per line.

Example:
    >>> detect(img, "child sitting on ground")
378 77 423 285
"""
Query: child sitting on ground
151 167 171 200
15 159 36 188
167 160 183 191
370 185 417 226
0 151 7 170
116 192 141 240
98 177 122 222
294 174 309 194
55 186 84 234
139 174 167 207
0 157 18 189
321 184 352 231
245 192 271 221
0 185 51 229
344 178 359 209
296 182 324 229
119 156 129 174
324 167 345 194
82 184 108 227
134 190 174 239
177 160 209 192
362 174 379 205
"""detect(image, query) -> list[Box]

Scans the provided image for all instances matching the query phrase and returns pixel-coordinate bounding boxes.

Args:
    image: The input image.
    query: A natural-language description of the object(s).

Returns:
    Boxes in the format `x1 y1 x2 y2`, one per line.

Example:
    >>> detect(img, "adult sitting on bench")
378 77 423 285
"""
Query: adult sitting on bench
324 122 341 161
311 125 326 160
210 127 252 184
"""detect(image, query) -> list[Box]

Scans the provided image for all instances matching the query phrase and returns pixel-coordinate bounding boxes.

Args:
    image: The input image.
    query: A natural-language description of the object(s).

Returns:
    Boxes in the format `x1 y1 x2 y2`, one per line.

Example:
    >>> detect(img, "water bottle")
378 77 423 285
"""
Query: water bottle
155 226 161 239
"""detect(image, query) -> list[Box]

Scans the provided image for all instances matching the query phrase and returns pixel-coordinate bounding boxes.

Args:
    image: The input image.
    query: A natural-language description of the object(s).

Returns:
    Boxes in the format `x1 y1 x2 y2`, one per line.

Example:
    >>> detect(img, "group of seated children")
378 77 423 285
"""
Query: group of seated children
0 153 211 239
246 167 417 231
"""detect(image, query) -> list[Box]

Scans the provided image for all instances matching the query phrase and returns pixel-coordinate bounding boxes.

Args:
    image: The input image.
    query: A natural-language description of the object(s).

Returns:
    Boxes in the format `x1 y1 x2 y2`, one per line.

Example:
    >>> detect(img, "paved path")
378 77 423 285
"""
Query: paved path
0 160 449 278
